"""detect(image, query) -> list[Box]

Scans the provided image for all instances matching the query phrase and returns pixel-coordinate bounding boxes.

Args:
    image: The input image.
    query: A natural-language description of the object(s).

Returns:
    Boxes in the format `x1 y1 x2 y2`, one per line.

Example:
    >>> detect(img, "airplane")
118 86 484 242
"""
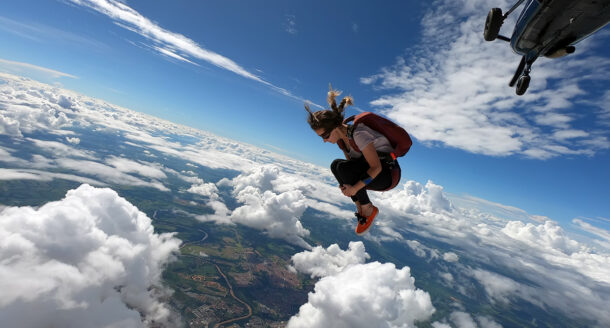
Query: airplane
484 0 610 95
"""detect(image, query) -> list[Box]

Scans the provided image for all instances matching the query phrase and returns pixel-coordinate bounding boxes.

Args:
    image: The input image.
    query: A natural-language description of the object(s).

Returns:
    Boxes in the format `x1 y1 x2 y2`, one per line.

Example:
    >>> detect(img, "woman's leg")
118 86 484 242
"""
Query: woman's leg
366 164 394 191
330 157 371 205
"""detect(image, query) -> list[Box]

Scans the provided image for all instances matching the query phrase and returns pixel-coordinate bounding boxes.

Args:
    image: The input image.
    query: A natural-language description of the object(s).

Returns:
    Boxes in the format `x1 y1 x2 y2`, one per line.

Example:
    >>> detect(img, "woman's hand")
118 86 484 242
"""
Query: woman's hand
340 184 357 197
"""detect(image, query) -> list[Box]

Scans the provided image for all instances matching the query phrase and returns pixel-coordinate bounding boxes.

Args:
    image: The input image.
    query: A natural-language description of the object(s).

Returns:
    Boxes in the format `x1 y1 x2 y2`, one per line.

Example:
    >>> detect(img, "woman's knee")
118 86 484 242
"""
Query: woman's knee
330 159 343 174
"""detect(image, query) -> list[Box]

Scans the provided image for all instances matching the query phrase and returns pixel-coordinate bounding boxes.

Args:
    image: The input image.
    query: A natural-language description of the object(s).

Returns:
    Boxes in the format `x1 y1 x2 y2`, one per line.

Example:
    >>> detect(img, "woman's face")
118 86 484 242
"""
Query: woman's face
315 126 339 144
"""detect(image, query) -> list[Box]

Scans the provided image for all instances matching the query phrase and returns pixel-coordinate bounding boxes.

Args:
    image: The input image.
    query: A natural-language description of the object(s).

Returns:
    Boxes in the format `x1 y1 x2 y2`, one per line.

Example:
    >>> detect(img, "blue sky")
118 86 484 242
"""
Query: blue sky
1 0 609 234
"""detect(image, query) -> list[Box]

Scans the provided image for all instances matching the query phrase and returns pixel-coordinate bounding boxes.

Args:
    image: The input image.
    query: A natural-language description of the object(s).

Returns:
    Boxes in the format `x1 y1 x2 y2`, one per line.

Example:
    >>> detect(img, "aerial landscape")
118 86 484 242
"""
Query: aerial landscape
1 1 609 328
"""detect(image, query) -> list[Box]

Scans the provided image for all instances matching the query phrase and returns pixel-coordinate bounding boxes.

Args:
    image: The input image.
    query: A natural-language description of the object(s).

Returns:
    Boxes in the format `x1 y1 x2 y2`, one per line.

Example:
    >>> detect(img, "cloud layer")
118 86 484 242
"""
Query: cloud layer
0 72 347 249
2 73 609 326
370 180 610 325
0 184 181 327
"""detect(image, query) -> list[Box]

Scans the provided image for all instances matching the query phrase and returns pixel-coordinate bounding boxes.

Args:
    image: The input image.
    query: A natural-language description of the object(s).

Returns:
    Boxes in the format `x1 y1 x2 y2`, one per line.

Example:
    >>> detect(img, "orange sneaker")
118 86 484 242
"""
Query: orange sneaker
355 206 378 235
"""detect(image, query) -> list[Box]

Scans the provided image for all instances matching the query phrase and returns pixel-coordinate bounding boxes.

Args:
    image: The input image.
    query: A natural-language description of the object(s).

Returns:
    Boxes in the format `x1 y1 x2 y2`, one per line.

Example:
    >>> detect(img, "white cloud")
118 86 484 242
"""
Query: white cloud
65 0 314 104
105 156 167 180
0 184 181 327
476 315 502 328
66 136 80 144
285 15 297 34
407 239 440 260
374 180 453 225
362 0 610 159
432 322 452 328
0 57 77 79
0 85 72 137
471 269 527 304
199 165 311 249
0 168 105 186
26 138 96 159
288 261 435 328
450 311 503 328
450 311 477 328
573 218 610 247
291 241 370 278
443 252 459 262
186 181 219 198
0 112 23 137
57 158 169 191
440 272 454 285
501 220 580 255
369 179 610 325
0 17 108 52
67 0 261 82
0 168 52 181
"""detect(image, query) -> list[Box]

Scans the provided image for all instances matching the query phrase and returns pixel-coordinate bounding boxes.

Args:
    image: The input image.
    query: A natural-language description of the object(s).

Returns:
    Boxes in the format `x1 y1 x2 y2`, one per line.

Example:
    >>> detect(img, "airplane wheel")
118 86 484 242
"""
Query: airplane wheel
484 8 503 41
516 75 530 96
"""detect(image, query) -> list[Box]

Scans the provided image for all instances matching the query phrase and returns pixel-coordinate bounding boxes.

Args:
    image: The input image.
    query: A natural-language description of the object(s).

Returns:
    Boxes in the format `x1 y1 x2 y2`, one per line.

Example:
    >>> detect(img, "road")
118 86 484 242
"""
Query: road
154 209 252 328
213 264 253 328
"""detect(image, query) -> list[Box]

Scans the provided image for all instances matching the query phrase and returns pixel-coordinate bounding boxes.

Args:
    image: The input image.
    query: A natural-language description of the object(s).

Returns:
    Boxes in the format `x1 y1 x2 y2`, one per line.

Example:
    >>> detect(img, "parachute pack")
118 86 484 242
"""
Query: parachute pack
340 112 412 157
337 112 412 192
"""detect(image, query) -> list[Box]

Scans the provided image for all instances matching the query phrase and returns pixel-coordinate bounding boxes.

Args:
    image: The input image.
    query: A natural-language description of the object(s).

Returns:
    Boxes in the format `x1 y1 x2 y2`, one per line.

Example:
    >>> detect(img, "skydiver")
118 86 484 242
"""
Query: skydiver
305 86 411 235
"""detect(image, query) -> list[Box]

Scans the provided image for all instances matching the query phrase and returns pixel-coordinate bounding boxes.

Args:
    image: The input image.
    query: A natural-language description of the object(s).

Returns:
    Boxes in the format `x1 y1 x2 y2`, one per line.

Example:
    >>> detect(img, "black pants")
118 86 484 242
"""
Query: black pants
330 156 393 205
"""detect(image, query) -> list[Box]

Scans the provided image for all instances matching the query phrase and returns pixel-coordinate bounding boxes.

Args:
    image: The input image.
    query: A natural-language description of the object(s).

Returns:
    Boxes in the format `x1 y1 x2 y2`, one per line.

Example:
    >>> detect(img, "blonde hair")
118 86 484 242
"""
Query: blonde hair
306 84 353 130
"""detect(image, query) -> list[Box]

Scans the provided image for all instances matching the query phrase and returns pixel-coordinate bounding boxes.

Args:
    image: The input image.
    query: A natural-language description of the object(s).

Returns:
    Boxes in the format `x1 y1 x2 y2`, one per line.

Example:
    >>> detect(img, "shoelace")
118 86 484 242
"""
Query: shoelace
354 212 367 225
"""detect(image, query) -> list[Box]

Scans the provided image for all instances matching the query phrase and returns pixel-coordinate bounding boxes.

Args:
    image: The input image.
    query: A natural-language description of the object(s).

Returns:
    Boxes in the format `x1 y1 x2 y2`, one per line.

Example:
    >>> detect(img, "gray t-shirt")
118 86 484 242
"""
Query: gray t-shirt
347 123 393 158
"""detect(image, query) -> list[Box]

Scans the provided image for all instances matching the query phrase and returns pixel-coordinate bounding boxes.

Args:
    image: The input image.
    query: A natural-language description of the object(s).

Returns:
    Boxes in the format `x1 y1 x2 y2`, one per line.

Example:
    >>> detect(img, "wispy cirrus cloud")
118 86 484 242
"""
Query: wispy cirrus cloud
285 15 297 34
0 58 77 79
0 16 108 51
363 0 610 159
65 0 318 105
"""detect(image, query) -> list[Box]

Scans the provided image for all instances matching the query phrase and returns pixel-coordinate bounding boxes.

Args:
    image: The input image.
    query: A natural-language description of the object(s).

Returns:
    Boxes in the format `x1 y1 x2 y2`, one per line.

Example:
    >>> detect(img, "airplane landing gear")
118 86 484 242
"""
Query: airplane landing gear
516 75 530 95
484 8 504 41
510 56 534 96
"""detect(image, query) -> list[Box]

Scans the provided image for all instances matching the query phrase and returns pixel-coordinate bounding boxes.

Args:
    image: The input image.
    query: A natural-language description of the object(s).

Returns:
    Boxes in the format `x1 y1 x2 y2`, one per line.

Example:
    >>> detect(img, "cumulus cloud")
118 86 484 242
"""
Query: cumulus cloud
199 165 311 249
446 311 502 328
407 239 440 260
288 261 435 328
443 252 459 262
362 0 610 159
291 241 370 278
501 220 581 254
0 184 181 327
0 113 22 137
66 136 80 144
186 181 219 198
369 179 610 325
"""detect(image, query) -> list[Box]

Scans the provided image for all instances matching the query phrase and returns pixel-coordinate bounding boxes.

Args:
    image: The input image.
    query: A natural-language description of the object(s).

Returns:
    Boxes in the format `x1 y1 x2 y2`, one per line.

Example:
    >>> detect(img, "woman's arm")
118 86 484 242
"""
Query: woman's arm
342 148 350 160
341 143 381 196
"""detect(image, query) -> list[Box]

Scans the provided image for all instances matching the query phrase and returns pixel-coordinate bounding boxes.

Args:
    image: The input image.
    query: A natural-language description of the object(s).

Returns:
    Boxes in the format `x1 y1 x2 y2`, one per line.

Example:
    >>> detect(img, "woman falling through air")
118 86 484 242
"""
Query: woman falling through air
306 86 412 235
